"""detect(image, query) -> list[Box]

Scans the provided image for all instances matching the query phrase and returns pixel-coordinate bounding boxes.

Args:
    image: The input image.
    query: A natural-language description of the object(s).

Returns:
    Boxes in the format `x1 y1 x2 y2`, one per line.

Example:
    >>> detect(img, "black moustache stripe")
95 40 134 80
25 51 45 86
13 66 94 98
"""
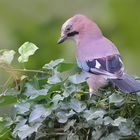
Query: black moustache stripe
67 31 79 37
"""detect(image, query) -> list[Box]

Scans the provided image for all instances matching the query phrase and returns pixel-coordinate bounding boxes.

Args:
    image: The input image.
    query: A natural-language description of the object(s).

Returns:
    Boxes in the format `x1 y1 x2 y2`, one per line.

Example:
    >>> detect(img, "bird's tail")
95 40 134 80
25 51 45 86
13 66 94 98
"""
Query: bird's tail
110 74 140 93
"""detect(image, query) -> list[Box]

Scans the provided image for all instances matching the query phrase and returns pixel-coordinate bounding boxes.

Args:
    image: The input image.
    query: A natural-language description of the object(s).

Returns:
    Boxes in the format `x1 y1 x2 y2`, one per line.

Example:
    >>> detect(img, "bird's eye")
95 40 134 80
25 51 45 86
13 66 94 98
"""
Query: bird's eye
66 27 71 31
65 24 72 32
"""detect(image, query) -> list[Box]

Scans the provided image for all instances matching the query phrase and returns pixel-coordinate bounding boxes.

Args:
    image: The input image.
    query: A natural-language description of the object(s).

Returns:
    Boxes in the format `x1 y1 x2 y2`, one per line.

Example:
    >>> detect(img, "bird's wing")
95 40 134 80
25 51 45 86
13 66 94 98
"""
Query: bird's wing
76 54 124 79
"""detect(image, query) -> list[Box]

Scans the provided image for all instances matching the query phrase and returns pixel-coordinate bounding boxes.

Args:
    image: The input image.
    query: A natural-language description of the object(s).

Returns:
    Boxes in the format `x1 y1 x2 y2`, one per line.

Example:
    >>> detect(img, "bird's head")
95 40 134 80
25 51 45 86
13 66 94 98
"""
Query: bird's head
57 14 102 44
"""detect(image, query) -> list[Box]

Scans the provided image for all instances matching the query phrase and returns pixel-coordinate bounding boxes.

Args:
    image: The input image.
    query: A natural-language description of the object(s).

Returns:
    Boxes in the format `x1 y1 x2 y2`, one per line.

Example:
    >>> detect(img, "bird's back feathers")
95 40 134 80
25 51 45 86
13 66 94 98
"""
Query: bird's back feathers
76 37 119 61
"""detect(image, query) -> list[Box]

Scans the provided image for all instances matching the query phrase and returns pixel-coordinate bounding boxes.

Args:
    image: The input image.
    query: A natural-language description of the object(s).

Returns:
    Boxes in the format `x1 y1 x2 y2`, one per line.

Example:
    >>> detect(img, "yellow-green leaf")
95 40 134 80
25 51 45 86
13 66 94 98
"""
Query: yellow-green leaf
18 42 38 63
0 50 15 64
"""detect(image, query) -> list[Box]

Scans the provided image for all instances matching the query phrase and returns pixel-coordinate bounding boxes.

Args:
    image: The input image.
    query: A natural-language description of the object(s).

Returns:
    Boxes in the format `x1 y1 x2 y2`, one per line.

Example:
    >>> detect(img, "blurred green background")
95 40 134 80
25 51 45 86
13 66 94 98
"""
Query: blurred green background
0 0 140 83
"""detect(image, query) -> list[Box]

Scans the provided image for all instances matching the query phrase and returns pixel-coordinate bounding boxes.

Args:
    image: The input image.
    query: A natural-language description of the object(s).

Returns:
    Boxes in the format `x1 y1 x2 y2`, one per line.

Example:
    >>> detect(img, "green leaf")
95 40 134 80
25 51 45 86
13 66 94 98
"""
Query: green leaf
92 128 104 140
29 105 51 123
43 58 64 69
15 103 30 114
0 95 17 106
4 57 140 139
94 118 104 126
60 102 71 110
56 111 68 123
25 83 49 99
84 109 106 121
67 133 79 140
0 124 11 139
12 118 27 138
118 119 134 136
112 117 126 126
64 81 82 94
0 50 15 64
70 99 86 113
136 92 140 97
18 42 38 63
17 123 40 139
57 62 74 72
0 117 3 122
109 93 124 106
68 71 89 84
103 116 113 126
5 117 14 127
103 132 120 140
56 110 75 123
64 120 76 131
48 71 62 84
52 94 64 105
119 123 132 136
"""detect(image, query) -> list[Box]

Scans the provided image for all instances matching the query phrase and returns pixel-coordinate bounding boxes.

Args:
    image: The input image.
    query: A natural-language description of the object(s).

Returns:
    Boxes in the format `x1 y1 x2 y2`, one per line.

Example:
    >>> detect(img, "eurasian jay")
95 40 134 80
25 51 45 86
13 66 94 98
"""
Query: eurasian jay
58 14 140 94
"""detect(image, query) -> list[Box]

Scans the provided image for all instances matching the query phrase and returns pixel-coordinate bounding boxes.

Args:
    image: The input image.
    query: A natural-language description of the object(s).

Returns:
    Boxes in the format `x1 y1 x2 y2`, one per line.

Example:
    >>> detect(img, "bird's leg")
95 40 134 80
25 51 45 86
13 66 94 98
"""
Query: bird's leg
89 88 96 98
87 76 97 98
87 74 107 98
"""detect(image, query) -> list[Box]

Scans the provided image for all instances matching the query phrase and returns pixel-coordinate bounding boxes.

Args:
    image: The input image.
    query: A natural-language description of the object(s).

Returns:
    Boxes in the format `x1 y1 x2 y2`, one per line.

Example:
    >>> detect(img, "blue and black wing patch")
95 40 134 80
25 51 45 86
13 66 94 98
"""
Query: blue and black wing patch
77 54 124 78
87 54 123 74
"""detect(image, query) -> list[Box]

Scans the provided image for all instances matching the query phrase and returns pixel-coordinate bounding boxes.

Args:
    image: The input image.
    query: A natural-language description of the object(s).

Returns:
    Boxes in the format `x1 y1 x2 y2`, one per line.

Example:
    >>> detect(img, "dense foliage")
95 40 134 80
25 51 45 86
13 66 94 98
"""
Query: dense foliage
0 42 140 140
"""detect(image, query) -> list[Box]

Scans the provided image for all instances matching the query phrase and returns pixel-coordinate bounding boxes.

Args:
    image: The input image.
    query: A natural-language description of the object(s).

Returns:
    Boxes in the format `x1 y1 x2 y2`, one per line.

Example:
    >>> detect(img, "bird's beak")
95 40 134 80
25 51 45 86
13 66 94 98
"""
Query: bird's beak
57 35 67 44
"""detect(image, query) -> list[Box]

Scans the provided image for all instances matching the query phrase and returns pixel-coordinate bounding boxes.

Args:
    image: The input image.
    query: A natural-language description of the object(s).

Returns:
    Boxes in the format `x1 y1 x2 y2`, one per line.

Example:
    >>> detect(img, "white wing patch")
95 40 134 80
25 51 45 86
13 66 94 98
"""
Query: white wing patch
119 57 123 64
95 60 101 69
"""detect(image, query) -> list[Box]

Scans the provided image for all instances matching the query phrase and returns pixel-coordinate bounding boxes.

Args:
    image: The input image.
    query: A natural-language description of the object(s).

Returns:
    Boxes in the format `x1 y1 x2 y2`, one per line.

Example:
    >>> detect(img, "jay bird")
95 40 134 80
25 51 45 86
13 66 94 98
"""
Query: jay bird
58 14 140 94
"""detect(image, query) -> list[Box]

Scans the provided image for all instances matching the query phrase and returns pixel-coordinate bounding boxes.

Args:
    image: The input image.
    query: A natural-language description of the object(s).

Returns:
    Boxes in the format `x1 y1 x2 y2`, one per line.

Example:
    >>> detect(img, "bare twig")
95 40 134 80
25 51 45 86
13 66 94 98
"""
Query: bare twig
46 132 67 136
9 68 47 74
0 63 48 74
46 128 64 132
86 129 90 140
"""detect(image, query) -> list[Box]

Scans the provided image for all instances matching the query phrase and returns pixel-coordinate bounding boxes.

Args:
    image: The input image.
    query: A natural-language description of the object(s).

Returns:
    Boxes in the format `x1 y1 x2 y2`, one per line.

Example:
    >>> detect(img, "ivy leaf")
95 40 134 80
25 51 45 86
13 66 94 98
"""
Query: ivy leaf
18 42 38 63
0 117 3 122
24 83 49 99
48 71 62 84
15 103 30 114
112 117 126 127
12 118 27 138
103 132 120 140
70 99 86 113
4 117 14 127
0 120 11 139
56 110 75 123
64 120 76 131
60 102 71 110
68 71 89 84
63 90 70 98
103 116 113 126
43 59 64 70
0 95 17 106
67 133 79 140
29 105 51 123
84 109 106 121
0 50 15 64
57 62 74 72
92 128 104 140
116 119 134 136
56 111 68 123
2 56 140 139
17 123 41 140
109 93 124 106
64 82 82 94
52 94 64 105
119 122 132 136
